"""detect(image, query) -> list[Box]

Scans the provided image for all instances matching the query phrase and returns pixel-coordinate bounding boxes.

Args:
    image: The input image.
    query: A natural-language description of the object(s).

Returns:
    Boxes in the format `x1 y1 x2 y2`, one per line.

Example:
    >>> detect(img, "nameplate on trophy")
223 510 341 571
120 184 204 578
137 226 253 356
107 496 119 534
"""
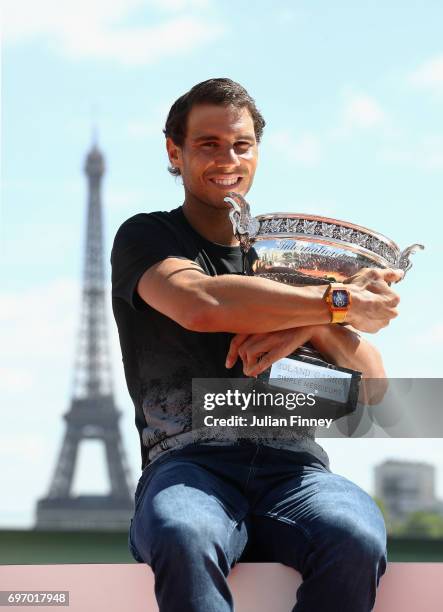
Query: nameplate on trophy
269 357 352 403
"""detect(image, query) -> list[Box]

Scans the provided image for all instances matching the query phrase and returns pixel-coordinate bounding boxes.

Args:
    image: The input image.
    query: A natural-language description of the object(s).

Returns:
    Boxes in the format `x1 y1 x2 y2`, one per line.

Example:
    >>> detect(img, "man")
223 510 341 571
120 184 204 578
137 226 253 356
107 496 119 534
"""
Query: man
111 78 402 612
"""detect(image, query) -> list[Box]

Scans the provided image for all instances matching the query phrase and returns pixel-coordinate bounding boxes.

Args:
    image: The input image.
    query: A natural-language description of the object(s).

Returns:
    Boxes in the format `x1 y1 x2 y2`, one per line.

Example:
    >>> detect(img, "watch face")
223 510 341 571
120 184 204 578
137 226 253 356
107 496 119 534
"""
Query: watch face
332 289 349 308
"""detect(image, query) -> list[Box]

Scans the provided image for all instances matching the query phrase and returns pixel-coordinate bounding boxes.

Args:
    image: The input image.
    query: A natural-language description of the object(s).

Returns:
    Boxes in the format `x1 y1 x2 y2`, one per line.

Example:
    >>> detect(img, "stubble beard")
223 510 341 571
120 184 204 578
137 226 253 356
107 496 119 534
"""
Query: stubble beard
184 183 234 212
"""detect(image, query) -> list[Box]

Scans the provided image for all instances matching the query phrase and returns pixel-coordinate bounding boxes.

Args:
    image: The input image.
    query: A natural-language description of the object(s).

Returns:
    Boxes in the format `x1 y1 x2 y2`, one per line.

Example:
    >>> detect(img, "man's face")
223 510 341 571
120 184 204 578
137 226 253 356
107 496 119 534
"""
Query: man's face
167 103 258 209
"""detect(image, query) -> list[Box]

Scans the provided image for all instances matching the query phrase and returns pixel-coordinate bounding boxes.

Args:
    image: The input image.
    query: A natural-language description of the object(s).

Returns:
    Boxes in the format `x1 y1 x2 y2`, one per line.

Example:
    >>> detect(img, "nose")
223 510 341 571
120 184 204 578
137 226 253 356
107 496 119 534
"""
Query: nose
214 145 241 168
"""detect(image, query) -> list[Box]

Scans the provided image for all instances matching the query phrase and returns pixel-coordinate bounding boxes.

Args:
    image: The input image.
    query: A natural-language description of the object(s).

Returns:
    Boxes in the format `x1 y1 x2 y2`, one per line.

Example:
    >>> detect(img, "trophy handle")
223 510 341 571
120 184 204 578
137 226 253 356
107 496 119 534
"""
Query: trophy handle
224 192 260 253
398 243 424 276
225 196 242 236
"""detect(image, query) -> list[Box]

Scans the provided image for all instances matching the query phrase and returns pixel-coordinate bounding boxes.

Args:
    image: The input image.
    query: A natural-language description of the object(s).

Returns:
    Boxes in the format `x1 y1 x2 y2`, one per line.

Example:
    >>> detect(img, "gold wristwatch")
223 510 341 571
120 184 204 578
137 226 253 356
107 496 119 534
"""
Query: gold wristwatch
324 283 352 324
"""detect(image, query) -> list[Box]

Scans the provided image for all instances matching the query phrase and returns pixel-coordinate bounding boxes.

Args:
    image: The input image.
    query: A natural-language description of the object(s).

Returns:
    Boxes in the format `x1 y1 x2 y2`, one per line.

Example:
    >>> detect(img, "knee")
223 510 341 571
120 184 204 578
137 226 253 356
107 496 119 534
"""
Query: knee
349 523 386 565
322 481 387 567
138 515 230 565
328 515 387 569
158 520 219 552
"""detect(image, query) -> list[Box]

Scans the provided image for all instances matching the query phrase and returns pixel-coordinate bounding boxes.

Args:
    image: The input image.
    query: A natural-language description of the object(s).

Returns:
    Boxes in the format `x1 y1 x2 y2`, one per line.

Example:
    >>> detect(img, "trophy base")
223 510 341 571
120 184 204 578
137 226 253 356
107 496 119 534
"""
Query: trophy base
256 345 362 418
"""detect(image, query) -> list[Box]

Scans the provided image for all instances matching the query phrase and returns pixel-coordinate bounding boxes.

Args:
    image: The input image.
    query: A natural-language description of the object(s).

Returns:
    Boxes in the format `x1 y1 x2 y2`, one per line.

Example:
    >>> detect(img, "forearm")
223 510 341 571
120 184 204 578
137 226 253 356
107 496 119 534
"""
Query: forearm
311 325 386 379
191 275 331 333
139 259 402 335
310 324 387 404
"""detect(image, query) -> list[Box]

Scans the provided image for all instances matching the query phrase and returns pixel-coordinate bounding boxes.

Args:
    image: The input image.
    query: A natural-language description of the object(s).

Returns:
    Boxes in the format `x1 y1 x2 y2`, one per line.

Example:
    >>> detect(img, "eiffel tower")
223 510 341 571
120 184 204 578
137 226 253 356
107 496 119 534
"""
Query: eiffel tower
35 141 133 530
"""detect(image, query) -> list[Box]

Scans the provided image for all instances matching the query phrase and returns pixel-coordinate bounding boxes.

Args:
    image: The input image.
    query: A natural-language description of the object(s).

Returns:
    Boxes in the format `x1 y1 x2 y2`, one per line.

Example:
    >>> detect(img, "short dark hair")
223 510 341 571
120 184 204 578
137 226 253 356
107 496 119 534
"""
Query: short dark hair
163 78 265 176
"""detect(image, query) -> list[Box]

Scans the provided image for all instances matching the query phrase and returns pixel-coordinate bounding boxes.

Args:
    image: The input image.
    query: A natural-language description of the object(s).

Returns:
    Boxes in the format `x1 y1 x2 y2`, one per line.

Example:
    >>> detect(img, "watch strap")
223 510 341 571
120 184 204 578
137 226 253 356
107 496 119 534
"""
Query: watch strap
331 308 348 324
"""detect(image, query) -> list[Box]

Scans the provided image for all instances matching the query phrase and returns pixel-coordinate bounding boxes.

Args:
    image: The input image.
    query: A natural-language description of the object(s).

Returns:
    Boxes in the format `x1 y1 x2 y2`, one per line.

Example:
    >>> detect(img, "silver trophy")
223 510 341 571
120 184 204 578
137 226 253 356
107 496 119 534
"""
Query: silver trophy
224 192 424 411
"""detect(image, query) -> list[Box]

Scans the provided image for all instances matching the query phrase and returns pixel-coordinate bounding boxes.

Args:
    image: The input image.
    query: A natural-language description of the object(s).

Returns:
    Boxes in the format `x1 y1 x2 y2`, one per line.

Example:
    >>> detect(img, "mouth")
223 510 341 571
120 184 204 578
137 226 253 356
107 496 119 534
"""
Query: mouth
208 176 243 189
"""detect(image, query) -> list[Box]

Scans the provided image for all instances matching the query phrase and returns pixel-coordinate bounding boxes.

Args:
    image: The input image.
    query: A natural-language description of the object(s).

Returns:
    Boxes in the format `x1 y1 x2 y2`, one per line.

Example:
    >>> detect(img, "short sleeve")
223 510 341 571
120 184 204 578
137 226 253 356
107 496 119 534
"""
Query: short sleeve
111 213 187 311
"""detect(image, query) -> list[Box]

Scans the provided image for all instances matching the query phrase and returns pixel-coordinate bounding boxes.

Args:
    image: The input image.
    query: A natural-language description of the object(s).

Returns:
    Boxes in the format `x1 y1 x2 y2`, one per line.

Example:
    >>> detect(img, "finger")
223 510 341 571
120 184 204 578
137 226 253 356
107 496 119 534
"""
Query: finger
242 352 267 377
387 308 399 319
239 328 313 375
381 268 404 284
346 267 404 285
247 325 320 376
225 333 249 368
239 343 271 373
344 267 403 285
248 328 307 358
239 333 291 372
245 346 289 377
239 335 278 361
364 285 401 310
343 267 376 284
365 280 394 295
242 327 313 373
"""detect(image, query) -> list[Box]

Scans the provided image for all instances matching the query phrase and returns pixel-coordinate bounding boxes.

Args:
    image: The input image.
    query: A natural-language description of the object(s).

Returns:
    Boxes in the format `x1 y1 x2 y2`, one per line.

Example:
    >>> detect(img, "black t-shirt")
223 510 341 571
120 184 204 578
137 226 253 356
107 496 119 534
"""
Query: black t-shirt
111 206 330 470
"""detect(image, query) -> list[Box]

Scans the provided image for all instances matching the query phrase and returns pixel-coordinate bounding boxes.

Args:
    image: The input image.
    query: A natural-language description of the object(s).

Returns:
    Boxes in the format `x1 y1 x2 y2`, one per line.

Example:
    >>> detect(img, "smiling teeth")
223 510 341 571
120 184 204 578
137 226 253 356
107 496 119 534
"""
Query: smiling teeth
212 178 239 185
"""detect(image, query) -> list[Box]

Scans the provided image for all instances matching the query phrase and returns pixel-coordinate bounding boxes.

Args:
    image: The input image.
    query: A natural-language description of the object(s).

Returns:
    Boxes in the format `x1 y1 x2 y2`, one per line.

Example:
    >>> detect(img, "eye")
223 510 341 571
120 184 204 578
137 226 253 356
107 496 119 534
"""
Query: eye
201 142 217 148
235 142 252 152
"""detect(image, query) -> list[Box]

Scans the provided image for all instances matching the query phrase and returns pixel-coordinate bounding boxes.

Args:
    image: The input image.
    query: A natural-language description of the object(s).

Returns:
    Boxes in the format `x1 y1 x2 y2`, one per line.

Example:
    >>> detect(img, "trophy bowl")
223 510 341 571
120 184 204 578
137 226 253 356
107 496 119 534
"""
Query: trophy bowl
224 193 424 413
224 202 423 284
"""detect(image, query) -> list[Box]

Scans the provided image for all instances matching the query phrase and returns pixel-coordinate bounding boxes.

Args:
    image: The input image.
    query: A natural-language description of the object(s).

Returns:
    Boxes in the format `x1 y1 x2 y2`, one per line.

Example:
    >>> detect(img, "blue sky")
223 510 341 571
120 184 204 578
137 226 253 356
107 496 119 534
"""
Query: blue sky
1 0 443 527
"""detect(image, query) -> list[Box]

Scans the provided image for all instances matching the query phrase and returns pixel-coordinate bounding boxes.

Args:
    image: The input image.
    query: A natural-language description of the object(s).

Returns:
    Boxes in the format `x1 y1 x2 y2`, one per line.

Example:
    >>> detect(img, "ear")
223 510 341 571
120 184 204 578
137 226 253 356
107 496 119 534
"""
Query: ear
166 137 182 171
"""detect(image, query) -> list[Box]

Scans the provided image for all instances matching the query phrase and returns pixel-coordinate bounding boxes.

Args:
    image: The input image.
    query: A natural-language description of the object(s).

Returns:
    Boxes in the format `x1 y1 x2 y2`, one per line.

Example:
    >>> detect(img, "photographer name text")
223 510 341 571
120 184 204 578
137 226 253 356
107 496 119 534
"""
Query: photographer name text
203 415 334 429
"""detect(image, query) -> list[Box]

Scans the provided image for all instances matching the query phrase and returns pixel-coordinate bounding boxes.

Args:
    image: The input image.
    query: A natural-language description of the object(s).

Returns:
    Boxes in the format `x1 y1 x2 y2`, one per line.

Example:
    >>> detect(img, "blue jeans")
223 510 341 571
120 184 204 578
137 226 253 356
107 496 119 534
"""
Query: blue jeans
129 442 387 612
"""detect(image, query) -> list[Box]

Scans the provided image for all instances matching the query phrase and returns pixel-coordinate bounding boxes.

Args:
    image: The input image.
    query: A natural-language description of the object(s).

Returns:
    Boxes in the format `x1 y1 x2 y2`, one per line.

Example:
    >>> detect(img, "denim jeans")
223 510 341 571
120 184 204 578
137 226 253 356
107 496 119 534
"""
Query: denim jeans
129 442 387 612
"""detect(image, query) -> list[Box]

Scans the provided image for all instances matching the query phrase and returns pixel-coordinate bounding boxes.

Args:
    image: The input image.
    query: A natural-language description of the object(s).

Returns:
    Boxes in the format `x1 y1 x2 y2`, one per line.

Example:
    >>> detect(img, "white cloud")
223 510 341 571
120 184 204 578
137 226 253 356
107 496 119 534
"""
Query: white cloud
409 54 443 94
3 0 141 43
342 92 386 128
268 130 322 167
326 91 388 144
379 136 443 171
62 17 224 66
2 0 224 65
148 0 211 11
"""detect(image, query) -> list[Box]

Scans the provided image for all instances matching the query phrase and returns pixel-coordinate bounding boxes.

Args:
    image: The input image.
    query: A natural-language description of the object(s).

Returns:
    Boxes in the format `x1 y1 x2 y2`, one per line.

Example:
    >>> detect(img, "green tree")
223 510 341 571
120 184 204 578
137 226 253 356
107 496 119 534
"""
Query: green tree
373 496 388 521
397 511 443 539
372 496 398 534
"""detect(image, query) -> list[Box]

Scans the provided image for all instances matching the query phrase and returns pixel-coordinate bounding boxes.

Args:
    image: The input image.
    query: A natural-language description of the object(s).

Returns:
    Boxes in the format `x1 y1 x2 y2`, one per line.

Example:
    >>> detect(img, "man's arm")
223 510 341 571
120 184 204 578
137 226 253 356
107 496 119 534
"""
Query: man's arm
226 325 388 404
310 325 385 379
311 325 388 405
137 257 402 335
226 325 385 378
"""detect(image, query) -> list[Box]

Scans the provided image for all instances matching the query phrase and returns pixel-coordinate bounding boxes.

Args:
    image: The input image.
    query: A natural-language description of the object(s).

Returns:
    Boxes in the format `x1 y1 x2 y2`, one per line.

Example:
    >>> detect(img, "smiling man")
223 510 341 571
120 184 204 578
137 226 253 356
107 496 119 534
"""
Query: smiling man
111 78 402 612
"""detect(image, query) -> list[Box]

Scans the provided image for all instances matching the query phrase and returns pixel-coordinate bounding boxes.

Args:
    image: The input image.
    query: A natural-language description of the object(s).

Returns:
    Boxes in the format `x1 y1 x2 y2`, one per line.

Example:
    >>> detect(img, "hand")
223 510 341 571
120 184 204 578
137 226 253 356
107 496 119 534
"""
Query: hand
345 268 403 333
225 326 316 377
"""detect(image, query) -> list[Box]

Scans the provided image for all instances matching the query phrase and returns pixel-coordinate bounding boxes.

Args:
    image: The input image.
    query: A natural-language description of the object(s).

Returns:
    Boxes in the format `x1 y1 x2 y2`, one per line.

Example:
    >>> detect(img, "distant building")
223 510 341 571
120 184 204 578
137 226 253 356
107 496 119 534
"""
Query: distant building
374 460 443 521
